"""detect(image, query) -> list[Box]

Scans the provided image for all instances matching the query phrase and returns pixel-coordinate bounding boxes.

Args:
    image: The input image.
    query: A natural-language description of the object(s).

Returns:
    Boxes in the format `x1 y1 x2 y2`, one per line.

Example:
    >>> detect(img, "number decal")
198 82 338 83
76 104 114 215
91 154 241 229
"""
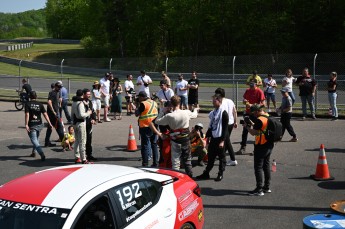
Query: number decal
123 186 133 202
116 182 142 207
132 183 142 198
116 190 124 206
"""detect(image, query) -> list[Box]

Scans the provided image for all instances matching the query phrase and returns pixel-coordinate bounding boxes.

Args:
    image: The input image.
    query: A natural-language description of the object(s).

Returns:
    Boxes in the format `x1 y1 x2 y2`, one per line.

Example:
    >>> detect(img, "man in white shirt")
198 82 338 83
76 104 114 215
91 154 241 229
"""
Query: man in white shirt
124 74 135 116
137 70 153 97
263 74 277 112
174 74 189 110
100 72 111 122
156 80 174 108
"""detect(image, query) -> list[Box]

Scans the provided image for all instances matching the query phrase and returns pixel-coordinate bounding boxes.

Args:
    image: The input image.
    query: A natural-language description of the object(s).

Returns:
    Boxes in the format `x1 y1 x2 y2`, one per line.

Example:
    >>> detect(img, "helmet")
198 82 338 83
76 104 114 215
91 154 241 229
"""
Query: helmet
195 123 203 129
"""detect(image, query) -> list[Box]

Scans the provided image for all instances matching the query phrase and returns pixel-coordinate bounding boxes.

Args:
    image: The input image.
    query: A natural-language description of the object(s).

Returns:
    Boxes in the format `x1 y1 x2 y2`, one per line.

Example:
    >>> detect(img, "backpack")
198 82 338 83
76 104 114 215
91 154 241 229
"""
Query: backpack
261 115 283 143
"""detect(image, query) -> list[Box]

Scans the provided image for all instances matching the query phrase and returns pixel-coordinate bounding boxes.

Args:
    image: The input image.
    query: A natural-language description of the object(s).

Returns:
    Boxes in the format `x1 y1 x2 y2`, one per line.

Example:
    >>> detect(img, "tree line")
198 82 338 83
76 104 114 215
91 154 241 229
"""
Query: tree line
0 9 47 39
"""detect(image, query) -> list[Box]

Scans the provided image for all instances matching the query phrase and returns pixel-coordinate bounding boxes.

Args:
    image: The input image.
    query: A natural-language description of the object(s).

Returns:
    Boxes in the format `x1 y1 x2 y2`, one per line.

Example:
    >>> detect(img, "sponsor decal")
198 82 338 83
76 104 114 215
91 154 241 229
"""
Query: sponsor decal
178 199 199 221
180 194 194 209
198 210 203 222
126 202 152 222
144 219 159 229
0 199 57 214
178 190 192 203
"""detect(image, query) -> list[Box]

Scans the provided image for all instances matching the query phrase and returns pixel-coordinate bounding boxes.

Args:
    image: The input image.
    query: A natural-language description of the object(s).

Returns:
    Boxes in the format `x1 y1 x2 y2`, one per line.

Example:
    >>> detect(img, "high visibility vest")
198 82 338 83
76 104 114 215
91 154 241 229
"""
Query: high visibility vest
139 100 158 128
191 136 205 153
255 115 268 145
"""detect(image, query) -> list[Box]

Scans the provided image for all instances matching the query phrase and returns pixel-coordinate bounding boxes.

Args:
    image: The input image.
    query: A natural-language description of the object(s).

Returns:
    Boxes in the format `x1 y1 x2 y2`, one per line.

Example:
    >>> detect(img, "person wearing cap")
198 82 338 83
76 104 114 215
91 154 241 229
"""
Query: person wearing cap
174 74 189 110
110 77 123 120
295 67 317 119
236 80 266 155
156 80 174 108
278 88 298 142
58 81 72 124
246 70 263 87
196 94 229 182
190 123 208 166
44 81 64 147
187 71 200 111
215 88 238 166
92 81 102 123
100 72 111 122
263 74 277 112
137 70 153 97
244 104 273 196
155 95 198 178
124 74 135 116
135 91 159 167
25 91 53 161
71 89 93 164
327 72 338 121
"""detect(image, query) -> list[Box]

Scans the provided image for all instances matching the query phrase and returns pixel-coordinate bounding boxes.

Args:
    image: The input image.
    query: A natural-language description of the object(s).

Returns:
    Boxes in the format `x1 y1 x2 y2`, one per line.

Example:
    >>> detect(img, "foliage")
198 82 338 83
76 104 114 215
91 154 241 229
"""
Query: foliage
0 9 47 39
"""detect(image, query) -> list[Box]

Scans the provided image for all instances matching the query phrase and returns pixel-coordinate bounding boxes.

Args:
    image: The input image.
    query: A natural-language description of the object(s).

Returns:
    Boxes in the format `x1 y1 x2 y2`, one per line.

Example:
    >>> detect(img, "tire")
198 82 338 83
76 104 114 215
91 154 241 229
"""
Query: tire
15 100 24 111
180 223 195 229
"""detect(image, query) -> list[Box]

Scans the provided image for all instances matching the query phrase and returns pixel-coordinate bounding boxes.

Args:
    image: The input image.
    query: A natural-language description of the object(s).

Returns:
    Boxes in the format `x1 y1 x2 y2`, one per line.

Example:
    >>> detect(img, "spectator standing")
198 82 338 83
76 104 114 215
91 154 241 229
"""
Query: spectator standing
155 95 198 178
245 105 274 196
282 69 296 105
83 88 98 161
71 89 92 164
137 70 153 97
295 67 317 119
156 80 174 108
279 88 298 142
111 77 123 120
135 91 159 167
236 81 266 155
17 78 32 101
215 88 238 166
124 74 135 116
188 71 200 111
58 81 72 124
25 91 53 161
100 73 111 122
161 71 171 88
246 70 263 87
263 74 277 112
45 81 64 147
196 94 229 182
92 81 102 123
174 74 189 110
328 72 338 121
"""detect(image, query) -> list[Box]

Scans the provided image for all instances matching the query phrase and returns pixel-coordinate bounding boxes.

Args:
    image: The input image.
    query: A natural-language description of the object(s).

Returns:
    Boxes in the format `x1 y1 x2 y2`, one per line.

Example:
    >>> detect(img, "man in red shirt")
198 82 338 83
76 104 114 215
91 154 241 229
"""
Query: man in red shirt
236 81 266 155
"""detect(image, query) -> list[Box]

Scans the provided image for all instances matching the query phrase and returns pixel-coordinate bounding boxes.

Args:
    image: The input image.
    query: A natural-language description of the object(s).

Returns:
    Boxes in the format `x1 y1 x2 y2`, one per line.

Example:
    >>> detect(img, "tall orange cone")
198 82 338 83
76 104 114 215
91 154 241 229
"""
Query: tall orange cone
127 124 138 151
310 144 334 181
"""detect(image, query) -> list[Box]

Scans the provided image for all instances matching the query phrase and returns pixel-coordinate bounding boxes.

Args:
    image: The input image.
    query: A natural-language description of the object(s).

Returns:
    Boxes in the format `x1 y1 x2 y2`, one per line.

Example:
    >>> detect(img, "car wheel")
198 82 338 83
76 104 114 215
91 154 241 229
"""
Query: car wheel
180 222 195 229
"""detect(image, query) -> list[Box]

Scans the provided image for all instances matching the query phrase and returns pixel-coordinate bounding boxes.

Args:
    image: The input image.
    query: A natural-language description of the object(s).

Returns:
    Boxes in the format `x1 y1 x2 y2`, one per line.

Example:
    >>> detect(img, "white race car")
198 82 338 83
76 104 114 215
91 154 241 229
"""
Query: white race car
0 164 204 229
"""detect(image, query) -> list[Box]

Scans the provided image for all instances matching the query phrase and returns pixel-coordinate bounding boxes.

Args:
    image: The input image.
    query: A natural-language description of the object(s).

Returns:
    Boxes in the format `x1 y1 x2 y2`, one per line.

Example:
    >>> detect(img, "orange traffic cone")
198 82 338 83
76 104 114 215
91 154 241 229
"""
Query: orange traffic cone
127 124 138 151
310 144 334 181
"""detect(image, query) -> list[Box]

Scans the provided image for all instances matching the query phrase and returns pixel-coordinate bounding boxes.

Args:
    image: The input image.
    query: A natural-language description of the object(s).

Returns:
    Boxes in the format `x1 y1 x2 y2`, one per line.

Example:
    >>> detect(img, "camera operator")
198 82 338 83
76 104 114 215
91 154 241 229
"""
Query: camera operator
156 80 174 108
190 123 208 166
137 70 153 97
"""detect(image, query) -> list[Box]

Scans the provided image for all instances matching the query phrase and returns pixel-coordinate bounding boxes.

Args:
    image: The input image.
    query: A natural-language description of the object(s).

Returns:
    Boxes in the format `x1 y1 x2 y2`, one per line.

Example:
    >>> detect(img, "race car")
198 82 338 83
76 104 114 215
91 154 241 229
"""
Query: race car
0 164 204 229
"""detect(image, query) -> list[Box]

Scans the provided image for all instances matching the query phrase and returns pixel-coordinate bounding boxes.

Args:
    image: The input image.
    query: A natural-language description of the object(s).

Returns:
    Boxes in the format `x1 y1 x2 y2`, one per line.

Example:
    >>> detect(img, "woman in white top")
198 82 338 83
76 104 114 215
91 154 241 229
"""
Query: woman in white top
91 81 102 123
282 69 296 105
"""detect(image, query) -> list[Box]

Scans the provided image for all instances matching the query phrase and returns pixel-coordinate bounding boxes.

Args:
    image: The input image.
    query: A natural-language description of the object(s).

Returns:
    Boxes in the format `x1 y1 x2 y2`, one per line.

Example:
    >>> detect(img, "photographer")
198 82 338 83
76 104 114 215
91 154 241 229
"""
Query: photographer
190 123 208 166
156 80 174 108
137 70 152 97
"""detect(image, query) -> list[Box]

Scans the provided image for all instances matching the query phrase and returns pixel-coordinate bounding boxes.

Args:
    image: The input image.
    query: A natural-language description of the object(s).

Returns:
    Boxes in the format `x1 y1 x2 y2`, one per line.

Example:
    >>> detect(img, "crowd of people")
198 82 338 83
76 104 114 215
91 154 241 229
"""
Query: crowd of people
22 68 339 195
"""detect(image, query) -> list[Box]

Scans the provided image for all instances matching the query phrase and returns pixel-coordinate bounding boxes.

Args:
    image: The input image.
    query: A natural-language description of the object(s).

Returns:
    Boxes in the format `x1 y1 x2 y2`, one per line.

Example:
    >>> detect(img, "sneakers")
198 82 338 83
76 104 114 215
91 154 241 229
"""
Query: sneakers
289 137 298 142
75 158 82 164
248 188 264 196
82 160 93 164
302 116 306 120
98 120 103 123
30 150 36 158
87 155 98 161
226 160 238 166
104 118 111 122
40 153 46 162
235 147 246 155
195 172 210 180
214 173 223 182
44 142 56 147
263 187 272 193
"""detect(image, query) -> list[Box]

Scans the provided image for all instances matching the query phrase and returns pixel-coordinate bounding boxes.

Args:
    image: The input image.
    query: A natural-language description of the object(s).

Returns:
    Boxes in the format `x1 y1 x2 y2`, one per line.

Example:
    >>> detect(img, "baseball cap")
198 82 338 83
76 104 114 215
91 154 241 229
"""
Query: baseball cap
250 104 264 113
138 91 148 98
57 80 63 87
55 81 62 88
195 123 203 129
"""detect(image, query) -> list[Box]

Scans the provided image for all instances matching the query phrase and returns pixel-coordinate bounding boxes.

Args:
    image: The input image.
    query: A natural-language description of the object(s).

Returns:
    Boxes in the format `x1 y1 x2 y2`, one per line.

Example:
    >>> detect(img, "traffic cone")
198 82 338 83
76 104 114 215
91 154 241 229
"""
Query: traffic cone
310 144 334 181
127 124 138 151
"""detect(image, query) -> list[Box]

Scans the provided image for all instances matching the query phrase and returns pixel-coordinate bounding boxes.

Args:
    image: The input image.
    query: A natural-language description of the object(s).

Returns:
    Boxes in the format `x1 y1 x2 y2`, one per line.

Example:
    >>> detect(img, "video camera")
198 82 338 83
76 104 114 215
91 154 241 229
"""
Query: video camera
240 116 252 126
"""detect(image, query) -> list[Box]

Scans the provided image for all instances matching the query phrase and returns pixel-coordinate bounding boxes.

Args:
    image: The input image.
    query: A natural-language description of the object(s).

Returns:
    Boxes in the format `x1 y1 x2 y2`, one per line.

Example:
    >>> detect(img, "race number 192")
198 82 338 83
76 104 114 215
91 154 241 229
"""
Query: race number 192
116 182 142 207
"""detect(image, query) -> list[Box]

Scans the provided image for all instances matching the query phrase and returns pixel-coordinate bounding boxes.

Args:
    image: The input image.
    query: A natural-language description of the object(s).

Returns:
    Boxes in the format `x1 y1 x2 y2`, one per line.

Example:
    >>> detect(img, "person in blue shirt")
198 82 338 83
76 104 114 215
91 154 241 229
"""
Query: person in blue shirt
58 81 72 124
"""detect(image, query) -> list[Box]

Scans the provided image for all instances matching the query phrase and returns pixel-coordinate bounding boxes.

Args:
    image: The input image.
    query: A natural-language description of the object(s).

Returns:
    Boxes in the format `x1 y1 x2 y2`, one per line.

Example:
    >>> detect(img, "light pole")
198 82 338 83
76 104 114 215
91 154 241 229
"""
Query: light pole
109 58 113 72
18 60 23 90
60 59 65 80
165 57 168 73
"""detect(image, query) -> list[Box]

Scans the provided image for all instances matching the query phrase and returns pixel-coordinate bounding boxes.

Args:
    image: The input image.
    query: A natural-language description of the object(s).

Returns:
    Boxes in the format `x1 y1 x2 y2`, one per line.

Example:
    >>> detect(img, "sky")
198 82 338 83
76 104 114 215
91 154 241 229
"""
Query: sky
0 0 46 13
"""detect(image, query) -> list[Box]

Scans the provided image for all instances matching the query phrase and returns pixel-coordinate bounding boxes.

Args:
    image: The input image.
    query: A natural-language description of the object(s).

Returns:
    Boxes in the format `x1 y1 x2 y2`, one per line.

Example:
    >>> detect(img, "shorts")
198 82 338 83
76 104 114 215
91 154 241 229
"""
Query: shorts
188 96 198 105
179 95 188 107
125 95 133 103
265 93 276 102
102 95 110 107
92 99 101 110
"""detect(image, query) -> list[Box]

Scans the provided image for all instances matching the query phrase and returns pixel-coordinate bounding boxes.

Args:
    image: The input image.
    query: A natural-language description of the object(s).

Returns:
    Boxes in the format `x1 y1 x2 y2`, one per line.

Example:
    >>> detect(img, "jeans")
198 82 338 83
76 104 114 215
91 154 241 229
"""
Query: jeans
328 92 338 118
171 138 193 177
139 127 158 166
60 99 72 123
288 91 296 105
280 113 296 138
254 144 273 189
300 95 315 116
28 126 44 156
179 95 188 108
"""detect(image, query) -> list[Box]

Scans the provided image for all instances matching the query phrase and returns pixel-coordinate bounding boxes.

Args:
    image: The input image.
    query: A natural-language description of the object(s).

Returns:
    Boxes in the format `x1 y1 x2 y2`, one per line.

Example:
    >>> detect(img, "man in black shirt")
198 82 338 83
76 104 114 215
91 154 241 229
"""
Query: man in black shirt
25 91 53 161
17 78 32 102
187 71 200 111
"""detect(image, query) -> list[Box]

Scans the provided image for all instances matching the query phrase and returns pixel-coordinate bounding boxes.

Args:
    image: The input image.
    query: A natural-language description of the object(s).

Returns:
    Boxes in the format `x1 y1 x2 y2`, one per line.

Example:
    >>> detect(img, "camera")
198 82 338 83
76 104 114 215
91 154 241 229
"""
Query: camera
240 116 252 126
240 120 245 125
143 82 149 87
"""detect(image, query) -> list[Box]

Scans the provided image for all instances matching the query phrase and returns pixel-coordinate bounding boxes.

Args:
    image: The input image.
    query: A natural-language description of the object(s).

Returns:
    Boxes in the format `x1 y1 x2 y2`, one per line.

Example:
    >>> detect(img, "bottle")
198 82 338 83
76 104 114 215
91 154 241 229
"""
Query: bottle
271 160 277 172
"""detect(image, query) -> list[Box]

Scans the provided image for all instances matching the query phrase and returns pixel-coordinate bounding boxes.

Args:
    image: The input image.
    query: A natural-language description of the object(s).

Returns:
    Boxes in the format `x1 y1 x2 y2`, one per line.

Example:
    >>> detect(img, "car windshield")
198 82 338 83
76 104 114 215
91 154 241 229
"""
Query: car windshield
0 199 70 229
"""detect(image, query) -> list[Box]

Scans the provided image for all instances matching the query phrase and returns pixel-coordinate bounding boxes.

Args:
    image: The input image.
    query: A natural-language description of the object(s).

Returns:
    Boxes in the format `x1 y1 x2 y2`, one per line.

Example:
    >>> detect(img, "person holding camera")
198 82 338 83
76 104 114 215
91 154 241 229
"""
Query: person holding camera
156 80 174 108
244 105 273 196
236 81 266 155
190 123 208 166
196 94 229 182
137 70 153 98
124 74 135 116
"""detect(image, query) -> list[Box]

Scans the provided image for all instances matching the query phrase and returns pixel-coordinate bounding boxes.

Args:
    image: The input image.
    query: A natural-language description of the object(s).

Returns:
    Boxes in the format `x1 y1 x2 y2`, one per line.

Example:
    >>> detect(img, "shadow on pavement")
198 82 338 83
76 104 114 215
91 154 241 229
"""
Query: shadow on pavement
318 181 345 190
203 204 330 212
200 187 250 196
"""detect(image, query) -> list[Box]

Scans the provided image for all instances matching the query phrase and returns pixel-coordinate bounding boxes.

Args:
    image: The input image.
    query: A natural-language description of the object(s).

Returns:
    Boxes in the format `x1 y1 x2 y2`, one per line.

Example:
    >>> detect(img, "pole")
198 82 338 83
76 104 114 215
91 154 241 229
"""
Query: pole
232 56 236 100
313 53 318 111
109 58 113 72
18 60 23 90
61 59 65 81
165 57 169 73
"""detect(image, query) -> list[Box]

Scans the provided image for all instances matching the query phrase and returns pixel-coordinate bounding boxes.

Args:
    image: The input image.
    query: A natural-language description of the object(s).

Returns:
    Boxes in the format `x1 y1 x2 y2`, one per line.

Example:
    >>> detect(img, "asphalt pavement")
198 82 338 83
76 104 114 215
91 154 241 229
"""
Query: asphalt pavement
0 101 344 229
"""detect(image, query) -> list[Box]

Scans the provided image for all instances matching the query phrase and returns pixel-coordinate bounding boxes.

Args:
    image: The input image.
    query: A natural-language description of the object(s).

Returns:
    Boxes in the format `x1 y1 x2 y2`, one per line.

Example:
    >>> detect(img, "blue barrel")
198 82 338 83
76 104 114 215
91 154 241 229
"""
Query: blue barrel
303 213 345 228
